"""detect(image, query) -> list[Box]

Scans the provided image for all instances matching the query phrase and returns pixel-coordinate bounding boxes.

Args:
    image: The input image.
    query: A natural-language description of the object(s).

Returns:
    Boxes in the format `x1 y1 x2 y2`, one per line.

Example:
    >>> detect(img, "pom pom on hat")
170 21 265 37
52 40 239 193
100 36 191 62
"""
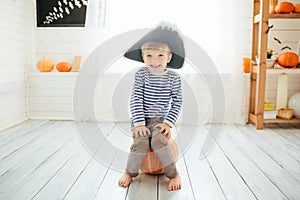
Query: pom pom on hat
155 21 180 32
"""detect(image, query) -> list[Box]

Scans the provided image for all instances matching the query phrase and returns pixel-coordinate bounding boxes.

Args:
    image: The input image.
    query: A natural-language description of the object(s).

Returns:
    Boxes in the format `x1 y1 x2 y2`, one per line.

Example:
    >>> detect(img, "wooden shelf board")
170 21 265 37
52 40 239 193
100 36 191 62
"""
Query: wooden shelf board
267 68 300 74
269 13 300 19
251 65 300 74
250 113 300 124
254 13 300 23
264 117 300 123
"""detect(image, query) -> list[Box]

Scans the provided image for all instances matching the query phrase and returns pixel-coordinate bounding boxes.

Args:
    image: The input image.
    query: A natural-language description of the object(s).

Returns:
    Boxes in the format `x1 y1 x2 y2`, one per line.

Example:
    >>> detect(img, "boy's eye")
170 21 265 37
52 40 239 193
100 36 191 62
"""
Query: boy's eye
146 54 152 57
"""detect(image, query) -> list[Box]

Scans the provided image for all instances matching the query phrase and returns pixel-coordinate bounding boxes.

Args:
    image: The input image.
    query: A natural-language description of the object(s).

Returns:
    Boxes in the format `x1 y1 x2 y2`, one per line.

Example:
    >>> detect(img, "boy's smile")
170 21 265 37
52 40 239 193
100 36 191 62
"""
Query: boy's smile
142 48 172 73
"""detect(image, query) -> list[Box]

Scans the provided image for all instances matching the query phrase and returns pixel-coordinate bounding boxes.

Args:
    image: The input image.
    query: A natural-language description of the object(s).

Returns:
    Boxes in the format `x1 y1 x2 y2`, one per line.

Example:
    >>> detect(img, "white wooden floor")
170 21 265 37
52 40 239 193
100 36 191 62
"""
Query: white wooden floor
0 120 299 200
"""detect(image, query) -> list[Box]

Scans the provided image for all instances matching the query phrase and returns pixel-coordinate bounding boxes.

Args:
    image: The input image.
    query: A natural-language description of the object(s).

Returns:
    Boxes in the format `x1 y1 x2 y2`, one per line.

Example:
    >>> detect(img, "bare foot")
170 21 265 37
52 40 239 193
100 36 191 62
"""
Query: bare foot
118 173 132 188
168 175 181 191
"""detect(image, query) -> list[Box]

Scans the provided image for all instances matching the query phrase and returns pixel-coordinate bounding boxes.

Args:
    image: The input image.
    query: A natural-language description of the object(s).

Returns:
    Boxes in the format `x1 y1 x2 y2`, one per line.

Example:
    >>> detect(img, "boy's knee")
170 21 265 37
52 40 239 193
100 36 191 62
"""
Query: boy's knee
131 137 149 153
151 133 168 150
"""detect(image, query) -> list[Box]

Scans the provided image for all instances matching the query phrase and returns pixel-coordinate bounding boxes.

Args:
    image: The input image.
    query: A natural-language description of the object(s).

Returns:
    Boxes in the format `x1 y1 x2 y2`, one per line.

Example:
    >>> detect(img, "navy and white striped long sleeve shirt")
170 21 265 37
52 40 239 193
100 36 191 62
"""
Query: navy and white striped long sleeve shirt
130 67 183 127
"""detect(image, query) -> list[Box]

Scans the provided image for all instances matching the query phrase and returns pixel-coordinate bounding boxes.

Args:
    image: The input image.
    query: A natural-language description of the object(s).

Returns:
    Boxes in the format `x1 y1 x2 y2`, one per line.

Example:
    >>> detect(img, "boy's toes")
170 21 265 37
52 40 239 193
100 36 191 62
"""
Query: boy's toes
118 173 132 188
168 175 181 191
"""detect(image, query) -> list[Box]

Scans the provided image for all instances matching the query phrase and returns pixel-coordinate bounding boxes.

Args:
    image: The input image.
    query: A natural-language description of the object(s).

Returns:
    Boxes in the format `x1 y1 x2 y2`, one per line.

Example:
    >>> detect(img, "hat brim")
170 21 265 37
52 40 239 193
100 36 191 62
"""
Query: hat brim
124 27 185 69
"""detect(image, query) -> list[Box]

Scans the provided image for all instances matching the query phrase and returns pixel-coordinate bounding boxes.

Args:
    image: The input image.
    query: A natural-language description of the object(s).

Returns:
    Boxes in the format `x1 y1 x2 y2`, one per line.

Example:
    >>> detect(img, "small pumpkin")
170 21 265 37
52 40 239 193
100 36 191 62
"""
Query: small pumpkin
140 139 178 175
37 58 54 72
56 61 72 72
294 4 300 13
243 57 250 73
275 1 295 13
277 52 299 68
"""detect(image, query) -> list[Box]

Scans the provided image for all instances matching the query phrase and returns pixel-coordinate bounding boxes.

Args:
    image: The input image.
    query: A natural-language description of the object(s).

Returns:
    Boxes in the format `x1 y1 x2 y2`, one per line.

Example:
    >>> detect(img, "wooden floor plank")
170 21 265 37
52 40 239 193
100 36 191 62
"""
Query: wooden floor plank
29 123 110 200
0 121 58 161
179 125 227 200
7 137 81 200
0 121 299 200
7 122 113 200
0 122 74 191
278 123 300 135
0 122 74 176
263 124 300 161
31 145 92 200
126 174 158 200
221 125 288 200
63 158 109 200
228 125 300 200
0 120 48 147
203 125 257 200
265 124 300 148
237 125 300 180
62 123 116 200
91 123 129 200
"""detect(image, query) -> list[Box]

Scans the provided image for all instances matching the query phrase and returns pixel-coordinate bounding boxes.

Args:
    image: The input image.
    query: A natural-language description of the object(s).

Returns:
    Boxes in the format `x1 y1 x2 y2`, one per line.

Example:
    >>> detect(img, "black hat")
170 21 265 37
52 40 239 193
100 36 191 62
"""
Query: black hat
124 23 185 69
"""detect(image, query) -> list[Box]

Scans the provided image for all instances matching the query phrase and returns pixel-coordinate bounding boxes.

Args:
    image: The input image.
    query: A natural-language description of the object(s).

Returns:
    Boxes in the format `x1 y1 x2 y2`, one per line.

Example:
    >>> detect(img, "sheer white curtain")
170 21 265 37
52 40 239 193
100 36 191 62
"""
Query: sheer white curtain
94 0 250 124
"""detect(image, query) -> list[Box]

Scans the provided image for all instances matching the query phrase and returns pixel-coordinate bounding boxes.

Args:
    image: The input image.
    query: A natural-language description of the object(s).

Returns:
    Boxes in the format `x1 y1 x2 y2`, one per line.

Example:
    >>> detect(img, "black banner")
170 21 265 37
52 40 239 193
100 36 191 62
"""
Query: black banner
36 0 88 27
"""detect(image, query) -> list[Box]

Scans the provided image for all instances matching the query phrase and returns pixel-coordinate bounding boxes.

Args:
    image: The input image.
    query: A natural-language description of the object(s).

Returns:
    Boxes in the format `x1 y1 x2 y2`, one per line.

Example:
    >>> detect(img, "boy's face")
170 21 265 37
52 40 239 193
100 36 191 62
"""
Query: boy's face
142 48 172 73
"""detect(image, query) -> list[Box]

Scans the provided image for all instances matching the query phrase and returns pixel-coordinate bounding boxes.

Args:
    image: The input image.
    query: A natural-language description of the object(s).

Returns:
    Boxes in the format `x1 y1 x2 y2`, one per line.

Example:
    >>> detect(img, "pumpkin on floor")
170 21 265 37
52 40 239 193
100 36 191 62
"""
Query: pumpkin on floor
275 1 295 13
140 139 178 175
56 61 72 72
37 58 54 72
277 52 299 68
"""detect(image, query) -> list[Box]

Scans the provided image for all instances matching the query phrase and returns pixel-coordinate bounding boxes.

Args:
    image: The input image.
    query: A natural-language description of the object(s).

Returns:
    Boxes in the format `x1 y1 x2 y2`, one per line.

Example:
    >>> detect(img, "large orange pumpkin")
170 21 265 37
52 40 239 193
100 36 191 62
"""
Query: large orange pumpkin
275 2 295 13
56 61 72 72
37 58 54 72
294 4 300 13
277 52 299 68
140 139 178 175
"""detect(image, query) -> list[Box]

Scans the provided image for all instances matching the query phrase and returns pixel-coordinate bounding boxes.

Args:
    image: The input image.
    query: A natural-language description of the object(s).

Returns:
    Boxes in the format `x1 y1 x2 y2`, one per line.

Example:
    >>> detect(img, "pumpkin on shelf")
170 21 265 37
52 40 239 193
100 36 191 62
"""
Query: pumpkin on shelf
140 138 178 175
295 4 300 13
37 58 54 72
275 1 295 13
277 52 299 68
56 61 72 72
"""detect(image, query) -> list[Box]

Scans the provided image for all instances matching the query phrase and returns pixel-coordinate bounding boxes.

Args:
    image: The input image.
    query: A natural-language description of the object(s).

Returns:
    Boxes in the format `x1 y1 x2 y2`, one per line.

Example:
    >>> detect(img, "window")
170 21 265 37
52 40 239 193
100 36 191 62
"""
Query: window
100 0 248 73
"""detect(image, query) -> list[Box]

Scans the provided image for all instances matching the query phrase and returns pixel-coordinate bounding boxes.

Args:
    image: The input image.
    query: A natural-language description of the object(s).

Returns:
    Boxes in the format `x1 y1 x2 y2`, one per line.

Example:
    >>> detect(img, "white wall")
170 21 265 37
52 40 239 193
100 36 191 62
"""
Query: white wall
27 0 101 120
32 0 100 71
0 0 34 130
27 71 249 124
27 0 300 125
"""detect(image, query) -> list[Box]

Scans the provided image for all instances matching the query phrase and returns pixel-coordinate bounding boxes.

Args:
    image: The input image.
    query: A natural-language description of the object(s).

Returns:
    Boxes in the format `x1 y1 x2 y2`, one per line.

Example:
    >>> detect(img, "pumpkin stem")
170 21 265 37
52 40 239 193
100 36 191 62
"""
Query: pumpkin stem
266 25 273 34
281 46 292 51
273 37 282 44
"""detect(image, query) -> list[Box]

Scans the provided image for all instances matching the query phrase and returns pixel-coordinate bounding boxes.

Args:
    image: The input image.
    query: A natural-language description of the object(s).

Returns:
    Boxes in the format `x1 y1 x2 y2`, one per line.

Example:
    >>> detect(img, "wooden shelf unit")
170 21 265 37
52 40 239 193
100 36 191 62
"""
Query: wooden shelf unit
248 0 300 130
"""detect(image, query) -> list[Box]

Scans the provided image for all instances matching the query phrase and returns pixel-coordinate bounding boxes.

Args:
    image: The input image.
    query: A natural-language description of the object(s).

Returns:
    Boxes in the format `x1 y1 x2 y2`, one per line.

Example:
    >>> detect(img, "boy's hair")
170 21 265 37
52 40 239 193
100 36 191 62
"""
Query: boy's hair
141 41 172 55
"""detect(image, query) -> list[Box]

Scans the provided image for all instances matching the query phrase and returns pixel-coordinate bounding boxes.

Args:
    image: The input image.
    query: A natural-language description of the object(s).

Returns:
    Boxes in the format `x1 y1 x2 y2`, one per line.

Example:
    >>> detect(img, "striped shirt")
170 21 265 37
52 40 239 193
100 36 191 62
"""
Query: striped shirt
130 66 183 127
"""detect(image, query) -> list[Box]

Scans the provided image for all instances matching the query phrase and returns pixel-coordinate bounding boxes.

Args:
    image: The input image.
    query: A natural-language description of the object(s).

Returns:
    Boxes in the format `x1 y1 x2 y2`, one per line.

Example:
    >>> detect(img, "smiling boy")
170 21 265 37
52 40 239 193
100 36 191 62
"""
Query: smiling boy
118 23 185 191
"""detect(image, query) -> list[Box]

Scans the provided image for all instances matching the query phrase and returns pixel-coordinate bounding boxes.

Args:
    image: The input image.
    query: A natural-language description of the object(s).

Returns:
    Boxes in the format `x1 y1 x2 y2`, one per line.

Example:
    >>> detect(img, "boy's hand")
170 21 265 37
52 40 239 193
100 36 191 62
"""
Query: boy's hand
155 123 171 139
133 125 151 137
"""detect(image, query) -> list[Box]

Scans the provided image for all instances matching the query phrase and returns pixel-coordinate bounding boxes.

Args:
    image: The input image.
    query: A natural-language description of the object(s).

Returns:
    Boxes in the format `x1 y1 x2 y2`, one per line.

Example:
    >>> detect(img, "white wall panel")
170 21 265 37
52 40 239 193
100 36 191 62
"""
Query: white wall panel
27 72 251 124
0 0 34 130
1 0 298 127
32 0 100 72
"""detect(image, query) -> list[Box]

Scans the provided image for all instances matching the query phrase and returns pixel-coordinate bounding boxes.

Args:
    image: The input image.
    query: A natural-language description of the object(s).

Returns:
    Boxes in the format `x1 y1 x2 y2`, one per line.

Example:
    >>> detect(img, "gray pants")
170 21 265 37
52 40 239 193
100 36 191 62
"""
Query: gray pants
126 118 178 178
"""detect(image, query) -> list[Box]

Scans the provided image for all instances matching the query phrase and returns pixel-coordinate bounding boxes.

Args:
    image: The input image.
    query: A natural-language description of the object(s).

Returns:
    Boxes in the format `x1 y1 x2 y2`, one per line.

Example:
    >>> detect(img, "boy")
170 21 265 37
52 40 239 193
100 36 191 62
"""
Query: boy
118 23 184 191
